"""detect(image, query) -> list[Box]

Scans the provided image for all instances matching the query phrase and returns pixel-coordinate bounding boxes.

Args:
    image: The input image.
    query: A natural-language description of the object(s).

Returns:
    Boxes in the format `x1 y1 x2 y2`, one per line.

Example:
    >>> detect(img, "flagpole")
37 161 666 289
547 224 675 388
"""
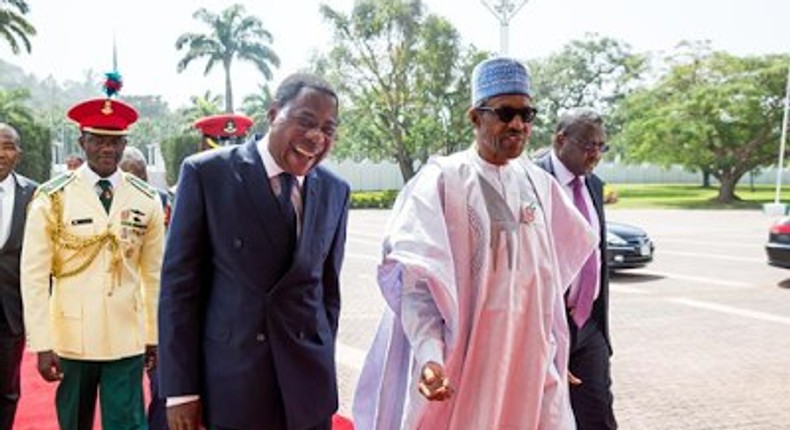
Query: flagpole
774 66 790 204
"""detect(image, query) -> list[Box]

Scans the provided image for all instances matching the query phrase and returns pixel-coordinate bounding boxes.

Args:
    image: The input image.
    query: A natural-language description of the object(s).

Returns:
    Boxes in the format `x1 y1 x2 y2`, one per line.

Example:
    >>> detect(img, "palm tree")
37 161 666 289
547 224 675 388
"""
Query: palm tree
241 84 272 137
0 88 34 124
0 0 36 54
175 4 280 113
178 90 223 131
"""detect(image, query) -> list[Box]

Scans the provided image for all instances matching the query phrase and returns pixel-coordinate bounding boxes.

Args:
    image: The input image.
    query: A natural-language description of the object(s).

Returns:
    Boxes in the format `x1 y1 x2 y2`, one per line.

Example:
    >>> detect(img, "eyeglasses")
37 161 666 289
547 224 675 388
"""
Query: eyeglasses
290 114 337 140
571 139 610 153
476 106 538 124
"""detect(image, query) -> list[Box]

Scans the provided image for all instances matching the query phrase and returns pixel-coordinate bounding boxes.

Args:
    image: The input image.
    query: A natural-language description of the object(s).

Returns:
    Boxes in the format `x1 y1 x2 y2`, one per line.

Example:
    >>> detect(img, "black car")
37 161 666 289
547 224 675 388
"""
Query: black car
606 221 654 270
766 217 790 268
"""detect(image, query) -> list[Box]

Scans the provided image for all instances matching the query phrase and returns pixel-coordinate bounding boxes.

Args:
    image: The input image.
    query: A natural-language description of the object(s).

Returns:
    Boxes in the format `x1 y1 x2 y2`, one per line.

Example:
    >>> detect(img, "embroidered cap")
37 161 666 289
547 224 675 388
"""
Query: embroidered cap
471 57 532 107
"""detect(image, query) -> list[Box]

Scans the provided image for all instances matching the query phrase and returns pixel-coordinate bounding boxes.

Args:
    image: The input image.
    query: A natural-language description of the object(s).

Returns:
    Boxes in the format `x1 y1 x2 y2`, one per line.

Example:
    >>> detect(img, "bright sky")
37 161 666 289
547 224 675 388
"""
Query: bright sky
3 0 788 110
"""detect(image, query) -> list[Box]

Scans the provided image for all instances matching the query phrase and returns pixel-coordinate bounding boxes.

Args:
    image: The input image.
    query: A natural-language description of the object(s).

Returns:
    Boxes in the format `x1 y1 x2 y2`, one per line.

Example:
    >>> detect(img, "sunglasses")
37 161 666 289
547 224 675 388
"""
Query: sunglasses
570 138 610 153
476 106 538 124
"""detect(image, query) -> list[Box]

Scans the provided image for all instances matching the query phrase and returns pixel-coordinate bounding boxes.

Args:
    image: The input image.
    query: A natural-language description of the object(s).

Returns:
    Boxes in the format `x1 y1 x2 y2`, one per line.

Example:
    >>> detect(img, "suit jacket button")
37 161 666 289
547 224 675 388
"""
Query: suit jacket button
297 331 305 340
233 238 243 249
256 333 266 342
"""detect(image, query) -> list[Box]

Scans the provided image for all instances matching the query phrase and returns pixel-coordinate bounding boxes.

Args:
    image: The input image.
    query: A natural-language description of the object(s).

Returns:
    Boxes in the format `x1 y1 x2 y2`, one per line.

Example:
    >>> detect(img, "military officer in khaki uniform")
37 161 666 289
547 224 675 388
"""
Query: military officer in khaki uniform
21 78 165 430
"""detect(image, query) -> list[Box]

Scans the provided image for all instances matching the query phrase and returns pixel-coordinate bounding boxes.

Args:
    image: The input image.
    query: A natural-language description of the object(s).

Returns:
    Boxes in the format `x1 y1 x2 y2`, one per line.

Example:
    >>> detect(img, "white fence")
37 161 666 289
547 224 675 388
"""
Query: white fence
322 158 790 191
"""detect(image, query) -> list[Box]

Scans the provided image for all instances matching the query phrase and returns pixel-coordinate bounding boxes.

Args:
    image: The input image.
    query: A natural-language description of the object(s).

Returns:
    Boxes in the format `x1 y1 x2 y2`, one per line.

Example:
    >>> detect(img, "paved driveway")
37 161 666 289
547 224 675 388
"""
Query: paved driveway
335 208 790 429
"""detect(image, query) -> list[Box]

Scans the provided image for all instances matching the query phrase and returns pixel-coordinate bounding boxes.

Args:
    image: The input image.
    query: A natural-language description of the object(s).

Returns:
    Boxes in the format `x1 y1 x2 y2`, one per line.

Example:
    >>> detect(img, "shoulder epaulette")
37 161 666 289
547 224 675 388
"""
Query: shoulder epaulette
35 171 76 197
125 174 157 199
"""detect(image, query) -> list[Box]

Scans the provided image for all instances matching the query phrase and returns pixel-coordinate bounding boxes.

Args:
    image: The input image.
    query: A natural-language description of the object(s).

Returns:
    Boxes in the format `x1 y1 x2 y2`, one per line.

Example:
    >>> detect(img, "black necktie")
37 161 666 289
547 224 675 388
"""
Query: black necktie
277 173 296 237
97 179 113 213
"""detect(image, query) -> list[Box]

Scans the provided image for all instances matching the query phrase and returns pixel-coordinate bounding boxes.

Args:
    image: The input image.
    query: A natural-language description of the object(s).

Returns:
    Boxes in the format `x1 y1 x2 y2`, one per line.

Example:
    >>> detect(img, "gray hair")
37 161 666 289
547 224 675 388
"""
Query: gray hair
0 123 21 147
554 108 604 135
121 146 147 165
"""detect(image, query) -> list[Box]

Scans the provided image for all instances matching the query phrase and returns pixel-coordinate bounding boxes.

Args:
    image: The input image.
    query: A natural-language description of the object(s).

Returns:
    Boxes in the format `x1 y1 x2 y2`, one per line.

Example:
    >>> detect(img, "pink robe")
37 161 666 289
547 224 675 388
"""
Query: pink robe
354 150 596 430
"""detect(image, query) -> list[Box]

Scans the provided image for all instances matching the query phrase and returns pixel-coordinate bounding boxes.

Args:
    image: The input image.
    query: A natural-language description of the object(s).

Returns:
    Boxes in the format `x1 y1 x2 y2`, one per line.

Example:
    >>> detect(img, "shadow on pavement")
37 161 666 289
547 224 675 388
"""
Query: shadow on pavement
609 271 664 284
776 278 790 289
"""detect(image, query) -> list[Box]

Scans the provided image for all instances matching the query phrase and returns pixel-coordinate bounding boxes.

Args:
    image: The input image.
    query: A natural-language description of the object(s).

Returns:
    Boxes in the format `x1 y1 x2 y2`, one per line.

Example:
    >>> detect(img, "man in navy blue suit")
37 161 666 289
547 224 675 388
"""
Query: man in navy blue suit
158 73 350 430
535 108 617 430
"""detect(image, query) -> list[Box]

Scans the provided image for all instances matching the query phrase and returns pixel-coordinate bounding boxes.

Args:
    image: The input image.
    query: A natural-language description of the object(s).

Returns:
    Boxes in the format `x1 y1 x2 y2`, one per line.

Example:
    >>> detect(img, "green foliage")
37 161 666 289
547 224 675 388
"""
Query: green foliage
527 33 648 148
319 0 487 182
176 4 280 113
241 84 272 137
350 189 399 209
614 45 790 203
16 120 51 181
0 0 35 54
160 133 199 185
0 88 50 181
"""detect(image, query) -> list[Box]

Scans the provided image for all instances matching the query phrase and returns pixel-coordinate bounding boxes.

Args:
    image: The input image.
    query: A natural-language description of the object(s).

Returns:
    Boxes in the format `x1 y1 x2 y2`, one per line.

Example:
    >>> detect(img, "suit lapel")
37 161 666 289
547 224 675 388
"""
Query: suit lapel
586 175 605 223
297 169 322 253
234 140 288 247
2 175 33 250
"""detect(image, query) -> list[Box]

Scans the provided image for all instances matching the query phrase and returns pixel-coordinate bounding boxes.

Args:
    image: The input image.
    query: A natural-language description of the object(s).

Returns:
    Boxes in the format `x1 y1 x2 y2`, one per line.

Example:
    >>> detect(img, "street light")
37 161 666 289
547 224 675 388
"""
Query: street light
774 66 790 204
480 0 530 55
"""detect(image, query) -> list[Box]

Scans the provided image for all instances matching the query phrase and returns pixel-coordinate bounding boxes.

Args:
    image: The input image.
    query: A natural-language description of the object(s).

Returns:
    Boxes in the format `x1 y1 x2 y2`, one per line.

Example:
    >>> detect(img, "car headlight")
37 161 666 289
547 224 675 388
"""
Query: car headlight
607 231 627 246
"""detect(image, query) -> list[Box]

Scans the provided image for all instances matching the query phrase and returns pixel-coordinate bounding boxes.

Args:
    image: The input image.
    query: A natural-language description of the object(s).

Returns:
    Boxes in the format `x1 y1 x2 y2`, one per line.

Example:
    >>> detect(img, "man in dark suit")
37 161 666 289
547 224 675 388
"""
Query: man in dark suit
158 72 350 430
535 108 617 429
0 123 38 430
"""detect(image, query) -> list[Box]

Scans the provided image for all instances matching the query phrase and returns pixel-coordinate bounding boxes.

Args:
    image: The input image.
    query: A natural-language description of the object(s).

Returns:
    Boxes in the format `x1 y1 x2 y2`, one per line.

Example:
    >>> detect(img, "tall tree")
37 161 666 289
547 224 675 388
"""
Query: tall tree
527 33 647 149
0 0 35 54
615 46 789 203
175 4 280 113
319 0 484 182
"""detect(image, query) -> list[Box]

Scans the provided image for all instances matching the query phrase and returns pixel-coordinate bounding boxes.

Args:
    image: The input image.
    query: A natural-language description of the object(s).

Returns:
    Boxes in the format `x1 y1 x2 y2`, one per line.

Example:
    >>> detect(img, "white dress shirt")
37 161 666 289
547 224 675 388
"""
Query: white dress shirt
0 173 16 248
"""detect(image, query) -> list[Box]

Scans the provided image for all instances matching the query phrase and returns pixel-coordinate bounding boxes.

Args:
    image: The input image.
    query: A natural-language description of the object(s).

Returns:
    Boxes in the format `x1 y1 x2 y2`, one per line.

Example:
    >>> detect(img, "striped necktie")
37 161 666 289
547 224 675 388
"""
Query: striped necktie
277 173 297 239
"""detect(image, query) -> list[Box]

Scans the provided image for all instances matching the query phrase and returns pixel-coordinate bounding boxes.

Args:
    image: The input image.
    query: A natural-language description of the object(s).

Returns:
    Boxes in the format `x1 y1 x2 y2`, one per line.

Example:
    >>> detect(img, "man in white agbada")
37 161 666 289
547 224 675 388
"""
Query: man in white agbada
353 57 598 430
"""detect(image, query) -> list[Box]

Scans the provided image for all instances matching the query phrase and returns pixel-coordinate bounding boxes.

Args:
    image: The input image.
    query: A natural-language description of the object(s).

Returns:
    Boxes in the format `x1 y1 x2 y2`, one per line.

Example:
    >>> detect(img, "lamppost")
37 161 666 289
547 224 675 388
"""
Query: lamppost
480 0 530 55
773 66 790 204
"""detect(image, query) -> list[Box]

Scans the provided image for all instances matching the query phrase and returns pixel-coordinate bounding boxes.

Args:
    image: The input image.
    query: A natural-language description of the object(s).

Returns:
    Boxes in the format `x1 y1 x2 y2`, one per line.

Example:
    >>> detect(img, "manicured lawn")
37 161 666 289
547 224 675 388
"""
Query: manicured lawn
607 184 790 209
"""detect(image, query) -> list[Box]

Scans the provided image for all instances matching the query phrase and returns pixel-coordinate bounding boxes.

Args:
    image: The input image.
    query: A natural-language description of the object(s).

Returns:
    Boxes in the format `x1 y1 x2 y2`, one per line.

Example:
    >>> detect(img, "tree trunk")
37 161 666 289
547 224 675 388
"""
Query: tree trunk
716 176 738 203
397 154 415 184
702 170 711 188
224 61 234 113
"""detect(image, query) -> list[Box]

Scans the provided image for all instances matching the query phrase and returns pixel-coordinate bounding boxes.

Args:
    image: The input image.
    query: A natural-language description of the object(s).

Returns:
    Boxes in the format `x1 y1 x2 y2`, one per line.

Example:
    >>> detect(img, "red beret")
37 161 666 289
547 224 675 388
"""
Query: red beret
194 114 254 138
67 98 139 136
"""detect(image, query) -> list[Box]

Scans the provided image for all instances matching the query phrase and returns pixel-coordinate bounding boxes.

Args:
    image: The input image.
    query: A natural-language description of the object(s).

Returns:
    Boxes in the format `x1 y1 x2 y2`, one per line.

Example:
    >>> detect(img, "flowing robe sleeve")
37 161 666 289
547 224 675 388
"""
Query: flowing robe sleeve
353 161 459 430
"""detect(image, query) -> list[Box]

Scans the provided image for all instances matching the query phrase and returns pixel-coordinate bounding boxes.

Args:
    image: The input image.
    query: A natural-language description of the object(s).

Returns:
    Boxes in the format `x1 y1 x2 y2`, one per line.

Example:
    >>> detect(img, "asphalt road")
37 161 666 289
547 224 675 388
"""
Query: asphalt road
334 208 790 429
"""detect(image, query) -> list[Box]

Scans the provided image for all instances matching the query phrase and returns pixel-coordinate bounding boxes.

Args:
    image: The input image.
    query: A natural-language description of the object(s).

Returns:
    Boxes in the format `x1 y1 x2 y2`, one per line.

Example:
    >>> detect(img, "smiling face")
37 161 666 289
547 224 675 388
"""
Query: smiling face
0 127 21 181
468 94 534 165
266 86 338 176
79 132 127 177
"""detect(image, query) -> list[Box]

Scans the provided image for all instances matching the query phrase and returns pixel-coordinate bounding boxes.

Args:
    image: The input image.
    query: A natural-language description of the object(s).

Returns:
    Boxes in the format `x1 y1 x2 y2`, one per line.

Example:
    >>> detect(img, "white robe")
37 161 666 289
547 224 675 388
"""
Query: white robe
353 149 597 430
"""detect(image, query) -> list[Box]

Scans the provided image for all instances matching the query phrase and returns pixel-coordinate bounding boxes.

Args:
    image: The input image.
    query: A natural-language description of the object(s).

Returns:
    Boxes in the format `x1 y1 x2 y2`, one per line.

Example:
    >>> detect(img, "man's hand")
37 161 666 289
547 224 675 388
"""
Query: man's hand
167 400 202 430
418 361 453 401
568 370 583 386
37 350 63 382
144 344 157 371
